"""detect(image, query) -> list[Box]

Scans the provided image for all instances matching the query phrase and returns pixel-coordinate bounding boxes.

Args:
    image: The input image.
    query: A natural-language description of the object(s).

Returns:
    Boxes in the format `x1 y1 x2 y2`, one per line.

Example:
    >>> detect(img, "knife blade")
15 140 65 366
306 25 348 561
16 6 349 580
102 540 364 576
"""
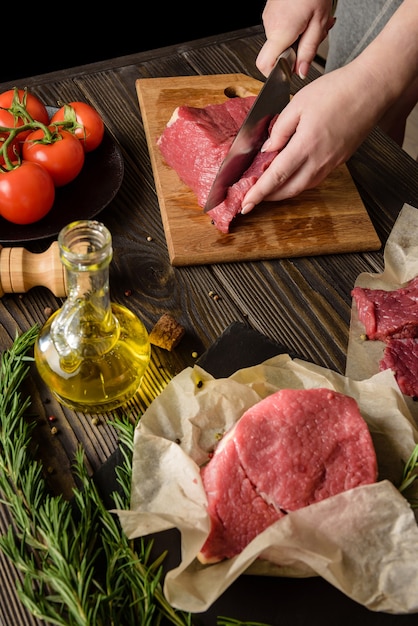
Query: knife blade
203 46 296 213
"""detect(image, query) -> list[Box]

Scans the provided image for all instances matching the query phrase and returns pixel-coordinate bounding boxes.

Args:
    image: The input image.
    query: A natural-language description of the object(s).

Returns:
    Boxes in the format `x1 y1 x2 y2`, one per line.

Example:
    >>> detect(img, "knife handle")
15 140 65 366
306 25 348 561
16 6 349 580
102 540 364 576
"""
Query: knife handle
278 46 297 81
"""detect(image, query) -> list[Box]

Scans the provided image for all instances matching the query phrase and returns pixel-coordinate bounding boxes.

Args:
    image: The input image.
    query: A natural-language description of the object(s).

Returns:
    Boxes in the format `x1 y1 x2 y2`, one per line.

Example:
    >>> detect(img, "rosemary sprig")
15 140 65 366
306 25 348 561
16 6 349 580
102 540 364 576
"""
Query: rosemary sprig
399 442 418 503
0 326 272 626
0 327 191 625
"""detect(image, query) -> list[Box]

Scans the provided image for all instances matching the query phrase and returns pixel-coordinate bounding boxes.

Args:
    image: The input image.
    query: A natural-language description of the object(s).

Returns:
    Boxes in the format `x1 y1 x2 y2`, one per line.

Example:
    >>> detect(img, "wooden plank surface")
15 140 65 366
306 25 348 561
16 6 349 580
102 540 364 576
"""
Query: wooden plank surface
136 74 381 266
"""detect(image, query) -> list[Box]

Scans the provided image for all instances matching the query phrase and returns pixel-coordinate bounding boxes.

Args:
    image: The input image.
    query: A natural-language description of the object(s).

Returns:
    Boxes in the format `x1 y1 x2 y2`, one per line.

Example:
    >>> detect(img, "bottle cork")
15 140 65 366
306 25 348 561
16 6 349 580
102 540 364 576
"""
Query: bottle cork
0 241 67 297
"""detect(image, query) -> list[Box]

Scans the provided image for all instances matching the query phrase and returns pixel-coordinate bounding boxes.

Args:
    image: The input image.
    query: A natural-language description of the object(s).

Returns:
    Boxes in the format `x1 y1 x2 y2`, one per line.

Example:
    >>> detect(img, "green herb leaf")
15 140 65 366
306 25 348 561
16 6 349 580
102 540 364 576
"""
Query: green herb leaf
399 442 418 503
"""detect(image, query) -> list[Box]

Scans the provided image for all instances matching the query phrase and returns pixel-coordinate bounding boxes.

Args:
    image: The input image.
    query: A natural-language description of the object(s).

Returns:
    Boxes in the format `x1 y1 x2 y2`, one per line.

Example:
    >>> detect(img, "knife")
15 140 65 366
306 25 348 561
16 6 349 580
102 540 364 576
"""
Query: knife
204 46 296 213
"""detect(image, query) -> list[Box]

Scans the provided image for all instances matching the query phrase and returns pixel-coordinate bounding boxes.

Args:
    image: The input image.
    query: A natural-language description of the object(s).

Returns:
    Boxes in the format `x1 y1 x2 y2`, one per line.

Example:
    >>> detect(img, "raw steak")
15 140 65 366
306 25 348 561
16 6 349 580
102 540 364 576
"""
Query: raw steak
157 96 278 233
379 338 418 397
198 431 285 563
351 276 418 341
198 388 377 564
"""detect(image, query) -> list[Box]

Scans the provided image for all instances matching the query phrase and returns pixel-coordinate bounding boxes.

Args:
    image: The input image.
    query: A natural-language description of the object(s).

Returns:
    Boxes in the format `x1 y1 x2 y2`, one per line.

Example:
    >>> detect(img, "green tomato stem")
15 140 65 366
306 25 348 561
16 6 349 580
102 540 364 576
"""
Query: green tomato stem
0 117 74 171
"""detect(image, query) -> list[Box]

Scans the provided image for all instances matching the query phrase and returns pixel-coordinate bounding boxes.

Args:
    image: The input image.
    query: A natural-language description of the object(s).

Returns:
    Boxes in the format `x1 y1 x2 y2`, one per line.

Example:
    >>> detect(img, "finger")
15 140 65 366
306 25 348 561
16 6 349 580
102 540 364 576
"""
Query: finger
241 138 308 214
240 107 301 214
295 17 336 79
261 103 299 154
257 38 296 77
263 154 330 203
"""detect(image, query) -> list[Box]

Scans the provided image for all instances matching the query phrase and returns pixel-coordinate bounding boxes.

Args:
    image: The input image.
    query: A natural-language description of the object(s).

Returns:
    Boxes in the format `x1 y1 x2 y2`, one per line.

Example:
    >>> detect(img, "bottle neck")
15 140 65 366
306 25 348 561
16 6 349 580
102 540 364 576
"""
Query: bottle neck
50 220 118 360
65 263 112 313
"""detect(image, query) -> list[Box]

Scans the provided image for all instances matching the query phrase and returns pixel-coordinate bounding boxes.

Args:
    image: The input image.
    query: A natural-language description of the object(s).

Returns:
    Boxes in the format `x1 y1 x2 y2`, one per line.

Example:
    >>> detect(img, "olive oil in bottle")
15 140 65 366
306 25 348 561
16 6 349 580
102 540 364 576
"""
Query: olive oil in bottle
35 220 150 413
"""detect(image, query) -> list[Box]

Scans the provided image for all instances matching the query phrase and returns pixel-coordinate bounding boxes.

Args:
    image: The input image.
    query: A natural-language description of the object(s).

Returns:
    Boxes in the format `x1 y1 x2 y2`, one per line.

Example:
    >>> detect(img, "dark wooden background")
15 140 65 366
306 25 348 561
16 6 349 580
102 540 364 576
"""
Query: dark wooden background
2 3 265 81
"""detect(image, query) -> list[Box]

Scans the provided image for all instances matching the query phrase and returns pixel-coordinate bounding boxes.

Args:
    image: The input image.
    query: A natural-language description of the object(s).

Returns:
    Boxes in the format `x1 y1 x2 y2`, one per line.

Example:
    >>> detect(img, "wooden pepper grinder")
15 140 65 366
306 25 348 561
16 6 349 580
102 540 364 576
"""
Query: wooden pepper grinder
0 241 67 298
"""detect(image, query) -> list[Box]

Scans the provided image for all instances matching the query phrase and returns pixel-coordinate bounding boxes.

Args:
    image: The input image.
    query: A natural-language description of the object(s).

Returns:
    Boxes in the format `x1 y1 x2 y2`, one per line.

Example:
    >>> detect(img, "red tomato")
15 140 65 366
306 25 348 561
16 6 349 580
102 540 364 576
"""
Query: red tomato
0 161 55 224
22 127 85 187
51 102 104 152
0 89 49 142
0 132 20 165
0 108 26 142
0 88 49 123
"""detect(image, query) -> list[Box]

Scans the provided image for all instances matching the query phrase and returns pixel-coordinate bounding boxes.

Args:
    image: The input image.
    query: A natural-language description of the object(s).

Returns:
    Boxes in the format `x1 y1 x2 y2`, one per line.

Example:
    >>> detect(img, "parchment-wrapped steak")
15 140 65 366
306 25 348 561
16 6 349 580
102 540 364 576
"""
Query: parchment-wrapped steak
198 387 377 564
157 96 278 233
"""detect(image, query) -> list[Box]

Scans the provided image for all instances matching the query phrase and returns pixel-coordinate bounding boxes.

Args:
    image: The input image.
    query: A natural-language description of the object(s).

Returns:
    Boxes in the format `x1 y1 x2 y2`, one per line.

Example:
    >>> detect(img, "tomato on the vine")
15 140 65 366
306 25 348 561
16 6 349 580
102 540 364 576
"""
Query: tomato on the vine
51 101 104 152
0 88 49 142
22 127 85 187
0 161 55 224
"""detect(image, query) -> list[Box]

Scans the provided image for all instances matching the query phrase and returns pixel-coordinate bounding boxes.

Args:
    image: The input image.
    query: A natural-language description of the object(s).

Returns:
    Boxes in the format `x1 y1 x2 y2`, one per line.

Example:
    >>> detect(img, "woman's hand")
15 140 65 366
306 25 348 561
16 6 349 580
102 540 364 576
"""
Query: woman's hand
241 62 382 214
257 0 336 79
243 0 418 214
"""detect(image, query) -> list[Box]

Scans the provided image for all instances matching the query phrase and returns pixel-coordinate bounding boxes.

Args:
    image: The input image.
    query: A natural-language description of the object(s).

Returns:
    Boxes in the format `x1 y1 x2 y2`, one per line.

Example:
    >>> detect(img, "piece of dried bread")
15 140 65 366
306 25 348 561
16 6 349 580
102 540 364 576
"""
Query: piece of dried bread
149 313 185 350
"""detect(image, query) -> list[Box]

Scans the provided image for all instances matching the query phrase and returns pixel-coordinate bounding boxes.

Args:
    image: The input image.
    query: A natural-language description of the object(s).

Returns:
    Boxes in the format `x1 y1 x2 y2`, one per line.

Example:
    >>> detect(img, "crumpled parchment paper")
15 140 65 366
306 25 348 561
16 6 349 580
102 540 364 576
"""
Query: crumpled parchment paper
346 202 418 420
116 350 418 614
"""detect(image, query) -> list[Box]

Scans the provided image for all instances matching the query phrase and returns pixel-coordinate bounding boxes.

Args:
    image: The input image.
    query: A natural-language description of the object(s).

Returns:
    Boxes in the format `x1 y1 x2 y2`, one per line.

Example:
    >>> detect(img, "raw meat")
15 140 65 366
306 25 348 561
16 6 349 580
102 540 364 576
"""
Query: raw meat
379 338 418 397
198 388 377 564
351 277 418 341
199 431 285 563
206 150 277 233
157 96 278 233
351 277 418 396
157 97 255 207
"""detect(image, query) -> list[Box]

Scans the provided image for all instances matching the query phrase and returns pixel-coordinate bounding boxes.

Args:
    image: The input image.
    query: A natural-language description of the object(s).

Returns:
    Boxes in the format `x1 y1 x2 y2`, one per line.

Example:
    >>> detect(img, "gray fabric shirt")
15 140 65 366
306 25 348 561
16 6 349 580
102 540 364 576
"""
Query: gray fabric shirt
326 0 403 71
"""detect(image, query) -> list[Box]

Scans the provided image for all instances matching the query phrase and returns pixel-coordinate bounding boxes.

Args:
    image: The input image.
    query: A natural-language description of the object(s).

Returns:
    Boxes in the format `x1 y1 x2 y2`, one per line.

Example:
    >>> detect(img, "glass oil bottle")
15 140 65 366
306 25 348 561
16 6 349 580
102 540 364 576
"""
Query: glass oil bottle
35 220 150 413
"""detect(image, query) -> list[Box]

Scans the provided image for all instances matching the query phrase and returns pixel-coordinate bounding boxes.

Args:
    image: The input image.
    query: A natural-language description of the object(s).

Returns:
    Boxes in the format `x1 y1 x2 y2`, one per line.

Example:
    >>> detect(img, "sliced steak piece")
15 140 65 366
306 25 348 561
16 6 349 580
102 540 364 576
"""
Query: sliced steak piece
157 96 278 233
351 276 418 341
206 149 278 233
379 337 418 397
198 388 377 564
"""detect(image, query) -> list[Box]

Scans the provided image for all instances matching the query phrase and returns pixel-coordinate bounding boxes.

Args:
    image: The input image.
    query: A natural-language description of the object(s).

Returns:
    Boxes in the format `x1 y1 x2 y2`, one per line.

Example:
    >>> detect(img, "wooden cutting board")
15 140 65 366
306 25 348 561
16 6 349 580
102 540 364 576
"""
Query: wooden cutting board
136 75 381 266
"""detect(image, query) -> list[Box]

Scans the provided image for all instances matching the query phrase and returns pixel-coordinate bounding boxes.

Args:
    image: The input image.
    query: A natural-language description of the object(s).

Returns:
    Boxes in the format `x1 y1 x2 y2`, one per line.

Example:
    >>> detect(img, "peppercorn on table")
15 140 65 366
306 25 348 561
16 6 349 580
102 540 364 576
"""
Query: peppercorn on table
1 26 418 626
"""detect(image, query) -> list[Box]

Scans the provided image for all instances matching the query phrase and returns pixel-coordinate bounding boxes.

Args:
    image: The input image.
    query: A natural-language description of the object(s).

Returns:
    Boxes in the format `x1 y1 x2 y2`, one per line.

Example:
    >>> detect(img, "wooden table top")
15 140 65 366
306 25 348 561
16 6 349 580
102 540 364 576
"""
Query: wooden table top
1 25 418 626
